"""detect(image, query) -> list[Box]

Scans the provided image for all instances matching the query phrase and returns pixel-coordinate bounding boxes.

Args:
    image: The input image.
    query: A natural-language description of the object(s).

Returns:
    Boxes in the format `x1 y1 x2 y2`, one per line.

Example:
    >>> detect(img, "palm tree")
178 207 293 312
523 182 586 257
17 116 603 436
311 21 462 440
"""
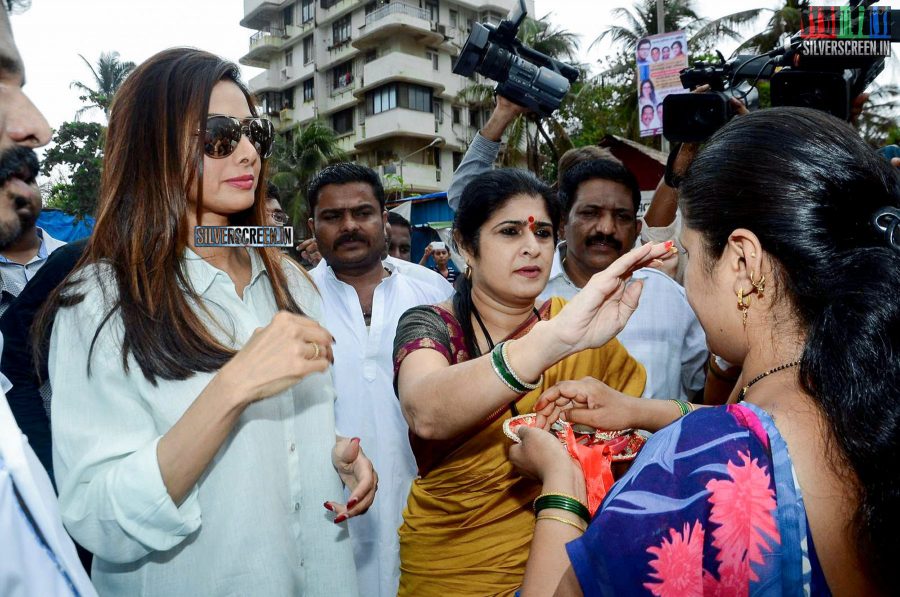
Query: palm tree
593 0 763 56
268 120 347 236
70 51 136 121
456 14 581 175
735 0 806 53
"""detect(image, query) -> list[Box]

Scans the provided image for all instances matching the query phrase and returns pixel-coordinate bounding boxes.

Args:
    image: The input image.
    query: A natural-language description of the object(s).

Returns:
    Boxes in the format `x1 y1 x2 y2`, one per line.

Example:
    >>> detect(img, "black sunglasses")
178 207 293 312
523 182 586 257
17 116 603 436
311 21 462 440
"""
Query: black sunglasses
203 115 275 160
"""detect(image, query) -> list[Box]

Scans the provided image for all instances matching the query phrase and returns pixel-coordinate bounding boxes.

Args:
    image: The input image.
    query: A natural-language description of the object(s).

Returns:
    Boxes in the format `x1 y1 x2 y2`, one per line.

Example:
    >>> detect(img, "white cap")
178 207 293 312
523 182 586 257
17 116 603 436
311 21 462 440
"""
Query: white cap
430 241 446 250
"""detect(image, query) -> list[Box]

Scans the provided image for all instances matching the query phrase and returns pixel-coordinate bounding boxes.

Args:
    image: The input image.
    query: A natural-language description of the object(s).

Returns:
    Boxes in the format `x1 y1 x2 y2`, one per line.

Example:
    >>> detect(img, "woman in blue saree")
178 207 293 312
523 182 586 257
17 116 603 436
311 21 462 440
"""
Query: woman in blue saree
509 107 899 596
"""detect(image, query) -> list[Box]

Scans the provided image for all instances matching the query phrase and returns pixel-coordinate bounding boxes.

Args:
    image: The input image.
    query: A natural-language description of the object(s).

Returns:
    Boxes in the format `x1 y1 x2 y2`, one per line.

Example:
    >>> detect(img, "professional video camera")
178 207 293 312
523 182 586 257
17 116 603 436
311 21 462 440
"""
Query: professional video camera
663 0 899 143
452 0 580 117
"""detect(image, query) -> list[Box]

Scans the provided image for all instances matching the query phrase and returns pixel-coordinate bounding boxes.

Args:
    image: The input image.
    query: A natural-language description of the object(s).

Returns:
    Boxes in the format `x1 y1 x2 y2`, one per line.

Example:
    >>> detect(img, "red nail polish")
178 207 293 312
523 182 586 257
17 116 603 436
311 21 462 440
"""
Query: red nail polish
334 515 347 524
347 498 359 508
351 437 360 445
323 502 334 511
664 240 674 250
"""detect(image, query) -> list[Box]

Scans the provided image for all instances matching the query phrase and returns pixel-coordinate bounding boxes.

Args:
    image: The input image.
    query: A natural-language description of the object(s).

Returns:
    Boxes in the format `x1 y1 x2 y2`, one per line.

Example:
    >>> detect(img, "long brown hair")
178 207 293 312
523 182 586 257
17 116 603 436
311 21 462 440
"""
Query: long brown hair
35 48 302 384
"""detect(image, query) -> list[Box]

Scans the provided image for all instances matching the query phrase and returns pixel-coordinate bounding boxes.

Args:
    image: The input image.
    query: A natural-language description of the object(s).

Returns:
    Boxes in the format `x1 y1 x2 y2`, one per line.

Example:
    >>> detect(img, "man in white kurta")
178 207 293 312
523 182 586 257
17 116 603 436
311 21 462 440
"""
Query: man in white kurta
310 255 452 596
306 161 453 597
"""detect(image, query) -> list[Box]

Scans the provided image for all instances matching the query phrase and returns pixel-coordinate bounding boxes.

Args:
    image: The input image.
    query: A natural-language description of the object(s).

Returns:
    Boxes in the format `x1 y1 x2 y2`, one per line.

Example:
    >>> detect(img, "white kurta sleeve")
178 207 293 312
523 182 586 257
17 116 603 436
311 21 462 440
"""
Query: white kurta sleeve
50 275 201 563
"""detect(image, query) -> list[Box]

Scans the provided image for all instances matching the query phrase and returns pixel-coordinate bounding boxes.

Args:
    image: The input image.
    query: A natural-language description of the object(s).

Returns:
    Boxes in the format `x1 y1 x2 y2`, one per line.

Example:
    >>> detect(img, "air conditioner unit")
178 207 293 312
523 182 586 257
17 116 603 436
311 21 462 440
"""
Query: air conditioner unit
436 24 447 36
280 67 293 81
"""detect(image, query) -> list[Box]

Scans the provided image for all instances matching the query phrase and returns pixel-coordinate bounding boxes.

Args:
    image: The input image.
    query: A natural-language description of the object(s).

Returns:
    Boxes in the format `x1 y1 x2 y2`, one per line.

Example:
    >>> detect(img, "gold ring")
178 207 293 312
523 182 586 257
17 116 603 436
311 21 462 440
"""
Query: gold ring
307 342 321 360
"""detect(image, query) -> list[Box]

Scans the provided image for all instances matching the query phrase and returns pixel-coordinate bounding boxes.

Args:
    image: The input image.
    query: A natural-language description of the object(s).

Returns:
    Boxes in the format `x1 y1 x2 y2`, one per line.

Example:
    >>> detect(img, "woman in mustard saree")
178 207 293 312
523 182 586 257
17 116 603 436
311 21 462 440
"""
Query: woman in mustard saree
392 169 674 596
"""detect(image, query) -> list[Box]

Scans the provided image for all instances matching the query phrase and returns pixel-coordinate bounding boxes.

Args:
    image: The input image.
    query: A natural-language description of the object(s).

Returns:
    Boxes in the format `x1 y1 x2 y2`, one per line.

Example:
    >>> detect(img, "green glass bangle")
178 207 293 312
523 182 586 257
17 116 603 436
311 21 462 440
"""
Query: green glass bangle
491 343 527 394
534 494 591 524
500 340 543 391
671 399 691 417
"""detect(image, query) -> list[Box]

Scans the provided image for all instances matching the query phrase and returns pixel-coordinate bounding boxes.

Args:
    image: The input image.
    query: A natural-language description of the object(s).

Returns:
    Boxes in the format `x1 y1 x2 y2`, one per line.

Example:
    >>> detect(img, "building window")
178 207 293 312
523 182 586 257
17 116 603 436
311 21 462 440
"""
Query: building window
301 0 314 22
448 9 457 28
452 151 463 171
452 106 461 124
303 35 314 63
433 98 443 123
365 50 377 63
424 0 438 21
366 85 397 115
469 108 481 128
426 49 439 70
332 107 354 135
333 15 351 45
320 0 339 8
402 83 433 113
303 78 314 102
332 61 354 90
284 49 293 67
283 4 294 26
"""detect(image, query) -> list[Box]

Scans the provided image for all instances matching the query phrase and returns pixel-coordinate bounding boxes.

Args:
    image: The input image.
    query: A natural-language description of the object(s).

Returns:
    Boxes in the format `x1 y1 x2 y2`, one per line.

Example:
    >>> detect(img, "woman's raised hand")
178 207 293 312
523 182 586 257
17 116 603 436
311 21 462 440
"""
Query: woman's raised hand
220 311 335 405
547 241 676 355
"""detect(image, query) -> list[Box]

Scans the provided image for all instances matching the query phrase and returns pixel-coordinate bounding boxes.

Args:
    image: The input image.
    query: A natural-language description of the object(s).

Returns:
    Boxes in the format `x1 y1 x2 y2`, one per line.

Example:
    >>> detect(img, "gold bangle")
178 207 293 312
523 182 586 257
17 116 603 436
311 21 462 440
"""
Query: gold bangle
535 514 587 533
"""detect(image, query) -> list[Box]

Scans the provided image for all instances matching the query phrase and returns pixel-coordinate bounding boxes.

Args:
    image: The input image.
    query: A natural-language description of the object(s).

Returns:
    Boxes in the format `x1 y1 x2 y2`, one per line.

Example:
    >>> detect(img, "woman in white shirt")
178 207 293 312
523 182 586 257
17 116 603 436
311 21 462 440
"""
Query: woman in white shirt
39 48 375 596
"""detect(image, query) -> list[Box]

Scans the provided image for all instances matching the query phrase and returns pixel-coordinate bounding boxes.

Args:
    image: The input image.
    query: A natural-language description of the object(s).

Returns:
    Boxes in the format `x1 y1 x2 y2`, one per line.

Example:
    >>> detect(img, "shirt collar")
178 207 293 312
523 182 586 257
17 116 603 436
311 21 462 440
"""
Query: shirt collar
182 247 268 296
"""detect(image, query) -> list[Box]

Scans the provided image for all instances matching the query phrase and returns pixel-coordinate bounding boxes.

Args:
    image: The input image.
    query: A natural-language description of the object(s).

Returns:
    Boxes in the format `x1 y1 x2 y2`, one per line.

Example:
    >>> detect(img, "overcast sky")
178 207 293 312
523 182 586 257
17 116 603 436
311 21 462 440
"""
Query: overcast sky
9 0 900 137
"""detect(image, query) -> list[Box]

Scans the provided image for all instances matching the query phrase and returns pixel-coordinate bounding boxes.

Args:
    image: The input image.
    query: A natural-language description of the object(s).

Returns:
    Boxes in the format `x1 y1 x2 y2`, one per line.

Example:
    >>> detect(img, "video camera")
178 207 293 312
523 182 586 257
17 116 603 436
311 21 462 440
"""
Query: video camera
452 0 580 117
663 0 899 143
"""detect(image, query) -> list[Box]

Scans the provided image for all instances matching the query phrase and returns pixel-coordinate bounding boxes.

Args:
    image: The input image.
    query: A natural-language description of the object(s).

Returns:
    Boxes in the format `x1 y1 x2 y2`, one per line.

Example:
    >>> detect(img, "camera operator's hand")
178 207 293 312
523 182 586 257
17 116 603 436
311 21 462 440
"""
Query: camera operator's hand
481 96 529 142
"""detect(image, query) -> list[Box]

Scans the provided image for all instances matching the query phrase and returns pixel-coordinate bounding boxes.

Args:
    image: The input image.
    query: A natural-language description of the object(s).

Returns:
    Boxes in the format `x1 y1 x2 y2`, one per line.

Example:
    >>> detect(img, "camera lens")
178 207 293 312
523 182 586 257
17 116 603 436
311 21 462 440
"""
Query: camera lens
480 44 513 82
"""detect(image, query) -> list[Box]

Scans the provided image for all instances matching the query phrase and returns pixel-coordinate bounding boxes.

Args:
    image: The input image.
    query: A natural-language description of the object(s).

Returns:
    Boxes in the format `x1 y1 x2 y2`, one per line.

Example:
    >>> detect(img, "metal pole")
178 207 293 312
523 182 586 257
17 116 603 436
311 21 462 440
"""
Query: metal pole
399 160 404 200
657 0 670 153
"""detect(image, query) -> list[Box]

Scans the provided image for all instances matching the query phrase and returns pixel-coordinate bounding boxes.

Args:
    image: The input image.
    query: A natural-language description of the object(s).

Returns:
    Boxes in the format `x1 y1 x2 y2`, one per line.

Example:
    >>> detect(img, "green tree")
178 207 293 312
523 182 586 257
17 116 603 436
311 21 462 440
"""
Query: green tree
268 120 347 239
736 0 806 53
40 121 104 219
71 51 135 121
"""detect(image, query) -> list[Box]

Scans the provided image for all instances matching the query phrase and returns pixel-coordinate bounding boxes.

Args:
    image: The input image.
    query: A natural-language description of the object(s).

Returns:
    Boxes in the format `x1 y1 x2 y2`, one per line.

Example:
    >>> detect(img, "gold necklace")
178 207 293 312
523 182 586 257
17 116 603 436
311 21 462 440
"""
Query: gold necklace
738 360 801 402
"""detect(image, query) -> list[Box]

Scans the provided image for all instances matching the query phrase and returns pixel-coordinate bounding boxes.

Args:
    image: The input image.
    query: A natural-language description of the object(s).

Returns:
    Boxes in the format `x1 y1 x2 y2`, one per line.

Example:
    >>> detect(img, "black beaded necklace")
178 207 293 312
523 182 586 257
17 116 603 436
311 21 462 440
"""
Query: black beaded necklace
471 303 541 417
738 360 801 402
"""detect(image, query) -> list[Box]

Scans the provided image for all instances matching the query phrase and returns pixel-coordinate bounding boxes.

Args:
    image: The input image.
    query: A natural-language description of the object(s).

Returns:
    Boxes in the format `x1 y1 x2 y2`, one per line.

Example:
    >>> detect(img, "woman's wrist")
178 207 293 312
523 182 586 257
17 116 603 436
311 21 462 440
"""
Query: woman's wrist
541 463 587 506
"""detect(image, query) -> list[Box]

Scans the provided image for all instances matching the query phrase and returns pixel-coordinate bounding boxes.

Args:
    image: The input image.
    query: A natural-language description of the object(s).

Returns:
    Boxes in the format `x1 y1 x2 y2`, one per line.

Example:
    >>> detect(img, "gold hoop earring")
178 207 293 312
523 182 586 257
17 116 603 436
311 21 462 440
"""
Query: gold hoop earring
737 287 751 326
750 271 766 300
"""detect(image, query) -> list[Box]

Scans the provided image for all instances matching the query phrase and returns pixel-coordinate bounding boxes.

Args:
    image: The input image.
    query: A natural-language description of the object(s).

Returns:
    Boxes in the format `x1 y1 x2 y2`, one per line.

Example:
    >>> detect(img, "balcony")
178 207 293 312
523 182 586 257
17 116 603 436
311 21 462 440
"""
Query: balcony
248 69 281 93
241 29 287 68
320 73 362 114
318 0 362 25
353 2 443 49
358 52 445 95
336 133 358 154
357 108 440 146
384 161 441 192
276 108 295 131
319 38 357 69
241 0 292 29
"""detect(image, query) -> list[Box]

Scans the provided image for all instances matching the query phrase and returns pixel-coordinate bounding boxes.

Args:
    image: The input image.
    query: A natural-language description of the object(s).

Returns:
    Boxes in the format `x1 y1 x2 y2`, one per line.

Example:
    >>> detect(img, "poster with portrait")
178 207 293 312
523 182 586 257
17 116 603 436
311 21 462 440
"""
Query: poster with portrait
636 31 689 138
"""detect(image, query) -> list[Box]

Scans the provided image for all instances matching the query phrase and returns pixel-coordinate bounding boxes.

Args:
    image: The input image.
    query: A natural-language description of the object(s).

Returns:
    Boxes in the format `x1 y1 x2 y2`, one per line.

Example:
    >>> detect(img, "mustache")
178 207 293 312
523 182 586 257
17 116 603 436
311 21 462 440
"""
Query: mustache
0 146 39 187
334 232 370 249
585 233 622 251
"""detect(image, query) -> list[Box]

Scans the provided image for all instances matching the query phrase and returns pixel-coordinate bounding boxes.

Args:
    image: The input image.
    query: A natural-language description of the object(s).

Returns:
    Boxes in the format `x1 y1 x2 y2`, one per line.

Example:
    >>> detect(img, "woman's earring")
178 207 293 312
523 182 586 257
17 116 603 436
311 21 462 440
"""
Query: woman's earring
750 271 766 300
465 264 472 280
737 287 751 326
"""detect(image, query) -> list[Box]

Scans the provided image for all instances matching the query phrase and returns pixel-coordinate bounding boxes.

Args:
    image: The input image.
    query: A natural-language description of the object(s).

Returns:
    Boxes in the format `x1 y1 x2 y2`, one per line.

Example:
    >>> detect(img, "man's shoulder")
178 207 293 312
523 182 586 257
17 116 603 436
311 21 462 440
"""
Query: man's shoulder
37 228 68 255
386 257 454 300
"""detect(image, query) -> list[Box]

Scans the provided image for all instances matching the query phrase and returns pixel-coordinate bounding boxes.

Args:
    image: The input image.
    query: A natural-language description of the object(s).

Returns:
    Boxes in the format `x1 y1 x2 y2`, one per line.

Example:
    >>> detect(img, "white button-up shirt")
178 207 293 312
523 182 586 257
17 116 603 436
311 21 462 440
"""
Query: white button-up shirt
0 375 97 597
540 244 707 401
309 256 453 597
50 250 358 596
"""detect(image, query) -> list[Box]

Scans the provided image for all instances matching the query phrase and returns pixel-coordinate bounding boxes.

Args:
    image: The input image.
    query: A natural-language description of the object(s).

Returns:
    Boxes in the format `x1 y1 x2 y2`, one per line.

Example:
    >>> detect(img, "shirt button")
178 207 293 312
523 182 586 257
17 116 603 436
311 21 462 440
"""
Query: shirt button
293 502 300 511
289 442 296 453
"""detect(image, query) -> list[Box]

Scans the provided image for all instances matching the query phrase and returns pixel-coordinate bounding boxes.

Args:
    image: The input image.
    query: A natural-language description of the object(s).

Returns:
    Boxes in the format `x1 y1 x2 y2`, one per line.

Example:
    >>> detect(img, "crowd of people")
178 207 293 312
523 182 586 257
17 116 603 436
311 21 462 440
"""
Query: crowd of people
1 2 899 596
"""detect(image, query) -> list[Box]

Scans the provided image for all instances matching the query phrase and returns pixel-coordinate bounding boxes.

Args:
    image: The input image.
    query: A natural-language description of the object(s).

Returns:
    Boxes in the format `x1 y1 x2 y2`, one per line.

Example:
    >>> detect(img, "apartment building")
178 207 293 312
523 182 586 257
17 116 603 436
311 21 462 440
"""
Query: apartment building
239 0 535 196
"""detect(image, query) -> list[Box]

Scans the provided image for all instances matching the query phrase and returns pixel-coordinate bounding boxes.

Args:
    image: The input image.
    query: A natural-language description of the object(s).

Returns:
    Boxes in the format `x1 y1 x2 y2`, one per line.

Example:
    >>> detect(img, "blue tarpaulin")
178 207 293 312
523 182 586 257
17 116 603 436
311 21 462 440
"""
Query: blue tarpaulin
37 209 94 242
